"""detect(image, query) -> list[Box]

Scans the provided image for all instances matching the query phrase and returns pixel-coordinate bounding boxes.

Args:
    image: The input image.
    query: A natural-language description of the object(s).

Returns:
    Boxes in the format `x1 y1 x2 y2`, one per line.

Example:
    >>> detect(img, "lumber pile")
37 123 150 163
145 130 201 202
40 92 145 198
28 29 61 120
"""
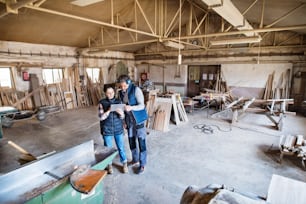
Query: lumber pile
279 134 306 159
145 90 158 128
0 87 34 110
146 92 188 132
0 70 104 111
213 70 229 93
153 102 171 131
263 69 291 100
279 135 306 152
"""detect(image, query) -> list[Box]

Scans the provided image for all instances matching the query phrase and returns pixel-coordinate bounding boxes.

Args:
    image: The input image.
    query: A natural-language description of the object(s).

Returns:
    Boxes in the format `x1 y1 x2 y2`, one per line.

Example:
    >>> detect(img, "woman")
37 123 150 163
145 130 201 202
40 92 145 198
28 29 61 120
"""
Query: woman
99 86 128 174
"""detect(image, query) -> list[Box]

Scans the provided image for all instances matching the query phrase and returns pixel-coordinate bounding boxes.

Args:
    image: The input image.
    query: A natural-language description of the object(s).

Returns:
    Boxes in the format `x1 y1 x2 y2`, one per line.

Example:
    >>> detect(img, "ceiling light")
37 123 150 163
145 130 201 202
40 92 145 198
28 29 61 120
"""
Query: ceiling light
163 41 185 49
210 37 262 45
71 0 104 7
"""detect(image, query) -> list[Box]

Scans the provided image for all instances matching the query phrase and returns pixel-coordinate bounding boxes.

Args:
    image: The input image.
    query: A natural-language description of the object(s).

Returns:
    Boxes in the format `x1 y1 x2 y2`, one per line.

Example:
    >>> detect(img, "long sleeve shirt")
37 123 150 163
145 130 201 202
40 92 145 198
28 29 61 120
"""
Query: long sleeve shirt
131 87 145 111
98 105 124 121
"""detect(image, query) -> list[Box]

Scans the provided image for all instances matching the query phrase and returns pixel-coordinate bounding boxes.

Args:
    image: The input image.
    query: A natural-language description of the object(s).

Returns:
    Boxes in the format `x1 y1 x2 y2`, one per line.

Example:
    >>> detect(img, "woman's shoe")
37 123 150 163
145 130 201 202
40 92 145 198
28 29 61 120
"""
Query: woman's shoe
107 164 113 174
123 162 128 173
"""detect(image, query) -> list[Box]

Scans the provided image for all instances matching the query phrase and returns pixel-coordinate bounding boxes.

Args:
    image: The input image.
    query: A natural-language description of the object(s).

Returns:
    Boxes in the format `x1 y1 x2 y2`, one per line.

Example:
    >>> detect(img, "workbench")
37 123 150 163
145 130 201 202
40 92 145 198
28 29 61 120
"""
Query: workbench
213 98 294 131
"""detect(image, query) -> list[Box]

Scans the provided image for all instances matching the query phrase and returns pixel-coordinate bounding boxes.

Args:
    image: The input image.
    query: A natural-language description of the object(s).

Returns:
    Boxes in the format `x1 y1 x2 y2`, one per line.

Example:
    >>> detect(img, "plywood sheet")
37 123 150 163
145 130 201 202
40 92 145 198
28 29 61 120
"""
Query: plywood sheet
267 174 306 204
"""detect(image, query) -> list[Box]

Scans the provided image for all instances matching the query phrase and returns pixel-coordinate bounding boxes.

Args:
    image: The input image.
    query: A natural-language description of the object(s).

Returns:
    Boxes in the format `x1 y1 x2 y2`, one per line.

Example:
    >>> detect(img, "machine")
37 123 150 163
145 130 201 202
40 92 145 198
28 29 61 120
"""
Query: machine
0 140 117 203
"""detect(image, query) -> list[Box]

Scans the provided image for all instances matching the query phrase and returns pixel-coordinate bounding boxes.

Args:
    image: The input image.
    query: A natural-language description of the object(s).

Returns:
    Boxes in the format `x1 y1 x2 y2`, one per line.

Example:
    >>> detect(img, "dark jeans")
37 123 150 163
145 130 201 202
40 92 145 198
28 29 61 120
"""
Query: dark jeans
127 123 147 167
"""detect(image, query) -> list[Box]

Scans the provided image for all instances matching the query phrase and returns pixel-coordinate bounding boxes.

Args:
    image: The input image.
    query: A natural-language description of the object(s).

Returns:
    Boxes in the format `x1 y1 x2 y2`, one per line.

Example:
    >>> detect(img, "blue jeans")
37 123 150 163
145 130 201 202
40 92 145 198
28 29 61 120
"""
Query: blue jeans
127 123 147 167
103 133 127 164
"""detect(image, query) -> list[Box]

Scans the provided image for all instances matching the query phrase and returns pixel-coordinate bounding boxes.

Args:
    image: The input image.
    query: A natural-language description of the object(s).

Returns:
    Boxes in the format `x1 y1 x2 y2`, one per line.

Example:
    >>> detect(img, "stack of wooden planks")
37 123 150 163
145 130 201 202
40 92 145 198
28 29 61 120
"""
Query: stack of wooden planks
145 90 158 129
0 70 104 111
263 69 291 100
279 134 306 169
146 92 188 132
172 93 188 124
152 99 172 131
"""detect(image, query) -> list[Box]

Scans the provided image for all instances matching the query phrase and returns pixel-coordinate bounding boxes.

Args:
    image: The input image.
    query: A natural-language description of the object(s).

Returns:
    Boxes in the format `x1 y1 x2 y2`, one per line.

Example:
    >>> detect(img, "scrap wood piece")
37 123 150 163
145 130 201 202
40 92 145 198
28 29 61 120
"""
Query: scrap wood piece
242 97 255 111
225 96 243 109
70 165 107 194
283 135 296 150
176 94 188 122
12 86 45 108
171 94 181 125
298 146 306 156
64 91 74 109
263 71 275 100
296 135 304 146
153 101 172 132
7 140 37 162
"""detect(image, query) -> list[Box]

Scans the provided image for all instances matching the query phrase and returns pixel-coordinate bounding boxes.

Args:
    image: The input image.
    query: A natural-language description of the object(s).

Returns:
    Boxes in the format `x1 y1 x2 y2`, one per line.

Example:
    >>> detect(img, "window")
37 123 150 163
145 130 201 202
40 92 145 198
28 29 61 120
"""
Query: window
42 68 63 84
86 68 100 83
0 67 12 88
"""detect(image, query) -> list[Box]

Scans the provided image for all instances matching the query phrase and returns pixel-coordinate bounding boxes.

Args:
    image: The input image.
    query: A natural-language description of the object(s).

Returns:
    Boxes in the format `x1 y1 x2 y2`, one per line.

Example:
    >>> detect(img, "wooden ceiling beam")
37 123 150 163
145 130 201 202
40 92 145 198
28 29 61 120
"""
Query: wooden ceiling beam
119 16 136 42
166 24 306 41
0 0 38 18
84 39 158 54
192 12 208 35
278 33 300 46
25 4 160 38
265 3 306 28
192 7 205 47
135 0 155 35
259 0 265 28
164 0 186 37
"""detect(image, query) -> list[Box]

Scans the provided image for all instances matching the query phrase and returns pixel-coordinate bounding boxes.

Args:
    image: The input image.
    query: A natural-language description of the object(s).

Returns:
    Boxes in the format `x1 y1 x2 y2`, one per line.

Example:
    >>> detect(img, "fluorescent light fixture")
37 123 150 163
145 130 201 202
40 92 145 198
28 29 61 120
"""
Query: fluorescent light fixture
178 54 182 65
71 0 104 7
163 41 185 49
210 37 262 45
201 0 257 37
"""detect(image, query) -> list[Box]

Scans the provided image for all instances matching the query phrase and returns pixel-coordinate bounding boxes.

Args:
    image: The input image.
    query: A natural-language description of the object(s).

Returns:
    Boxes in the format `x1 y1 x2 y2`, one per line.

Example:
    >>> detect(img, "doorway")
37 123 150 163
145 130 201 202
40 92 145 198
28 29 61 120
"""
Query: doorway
187 65 220 97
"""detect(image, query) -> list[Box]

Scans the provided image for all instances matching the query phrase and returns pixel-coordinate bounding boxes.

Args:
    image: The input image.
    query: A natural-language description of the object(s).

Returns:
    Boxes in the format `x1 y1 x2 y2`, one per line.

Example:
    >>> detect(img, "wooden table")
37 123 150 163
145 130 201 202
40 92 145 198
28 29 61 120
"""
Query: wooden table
267 174 306 204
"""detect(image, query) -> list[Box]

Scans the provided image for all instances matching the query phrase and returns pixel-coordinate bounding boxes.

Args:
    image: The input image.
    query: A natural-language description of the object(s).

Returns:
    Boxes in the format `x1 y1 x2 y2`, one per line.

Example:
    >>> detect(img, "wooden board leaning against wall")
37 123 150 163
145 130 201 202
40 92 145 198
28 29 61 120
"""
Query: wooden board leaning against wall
0 66 104 111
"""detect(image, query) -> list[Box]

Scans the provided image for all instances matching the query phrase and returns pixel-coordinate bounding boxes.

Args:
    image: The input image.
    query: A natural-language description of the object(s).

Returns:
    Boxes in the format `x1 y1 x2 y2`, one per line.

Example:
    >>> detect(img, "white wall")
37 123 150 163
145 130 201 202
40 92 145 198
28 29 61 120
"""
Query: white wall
81 51 134 84
221 63 292 98
136 64 188 95
0 40 77 67
12 68 43 91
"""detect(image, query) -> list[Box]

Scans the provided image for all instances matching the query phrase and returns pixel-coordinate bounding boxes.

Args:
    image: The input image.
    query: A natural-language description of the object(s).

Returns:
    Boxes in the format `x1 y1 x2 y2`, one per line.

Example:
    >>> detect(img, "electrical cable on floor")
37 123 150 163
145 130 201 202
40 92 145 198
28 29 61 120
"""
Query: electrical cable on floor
233 125 279 137
193 124 232 134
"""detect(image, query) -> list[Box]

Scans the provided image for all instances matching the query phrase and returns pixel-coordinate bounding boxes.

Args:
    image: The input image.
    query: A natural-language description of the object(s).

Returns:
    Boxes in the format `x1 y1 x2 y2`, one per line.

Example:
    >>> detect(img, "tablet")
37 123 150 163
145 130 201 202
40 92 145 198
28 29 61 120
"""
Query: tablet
110 104 125 112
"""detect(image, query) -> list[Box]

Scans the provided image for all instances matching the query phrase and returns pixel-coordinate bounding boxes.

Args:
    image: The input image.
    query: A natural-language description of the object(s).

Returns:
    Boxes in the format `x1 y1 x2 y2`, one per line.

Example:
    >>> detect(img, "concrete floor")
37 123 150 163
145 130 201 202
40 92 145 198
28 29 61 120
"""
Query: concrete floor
1 107 306 203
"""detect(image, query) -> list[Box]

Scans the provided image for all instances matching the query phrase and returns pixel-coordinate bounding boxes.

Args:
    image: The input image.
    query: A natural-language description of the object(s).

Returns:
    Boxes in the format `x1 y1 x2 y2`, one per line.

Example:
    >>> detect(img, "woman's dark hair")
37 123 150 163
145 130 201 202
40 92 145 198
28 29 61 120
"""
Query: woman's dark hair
103 84 115 93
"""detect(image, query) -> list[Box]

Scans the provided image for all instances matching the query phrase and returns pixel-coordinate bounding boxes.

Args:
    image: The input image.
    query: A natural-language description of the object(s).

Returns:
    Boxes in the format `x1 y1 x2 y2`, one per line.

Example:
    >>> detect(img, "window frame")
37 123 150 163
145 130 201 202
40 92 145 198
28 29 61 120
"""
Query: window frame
0 67 13 88
86 67 101 83
42 68 64 84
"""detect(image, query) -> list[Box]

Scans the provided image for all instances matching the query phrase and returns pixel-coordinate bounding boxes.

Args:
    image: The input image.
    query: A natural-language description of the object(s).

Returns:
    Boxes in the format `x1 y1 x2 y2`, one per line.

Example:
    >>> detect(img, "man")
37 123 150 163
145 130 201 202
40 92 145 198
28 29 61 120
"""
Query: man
140 73 154 92
118 75 147 174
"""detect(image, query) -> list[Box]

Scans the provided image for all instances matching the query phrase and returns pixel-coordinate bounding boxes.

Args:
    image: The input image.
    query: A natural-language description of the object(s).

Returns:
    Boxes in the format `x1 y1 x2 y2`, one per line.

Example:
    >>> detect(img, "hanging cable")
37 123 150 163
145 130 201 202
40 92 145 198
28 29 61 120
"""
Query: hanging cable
178 0 182 65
